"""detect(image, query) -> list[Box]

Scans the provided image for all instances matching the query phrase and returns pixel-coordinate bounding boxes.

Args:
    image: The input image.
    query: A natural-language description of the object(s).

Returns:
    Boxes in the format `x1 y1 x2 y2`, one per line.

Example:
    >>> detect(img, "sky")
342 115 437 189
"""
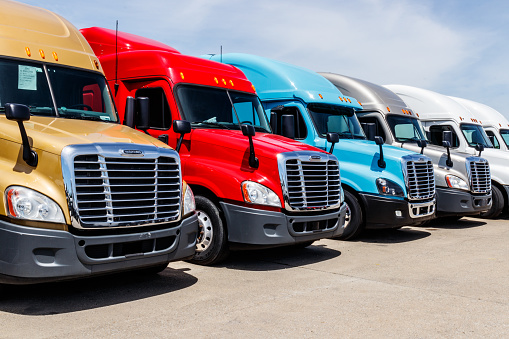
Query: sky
16 0 509 118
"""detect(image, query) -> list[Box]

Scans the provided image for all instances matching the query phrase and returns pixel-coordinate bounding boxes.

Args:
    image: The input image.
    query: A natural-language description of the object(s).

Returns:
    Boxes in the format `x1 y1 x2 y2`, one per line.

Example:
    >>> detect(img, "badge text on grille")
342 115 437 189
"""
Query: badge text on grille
309 155 322 161
120 149 144 157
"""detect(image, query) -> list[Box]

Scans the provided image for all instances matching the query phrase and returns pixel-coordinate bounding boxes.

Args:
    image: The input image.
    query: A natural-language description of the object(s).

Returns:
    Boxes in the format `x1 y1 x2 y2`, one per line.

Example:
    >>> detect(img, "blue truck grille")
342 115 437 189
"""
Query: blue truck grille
406 160 435 200
73 155 181 226
285 159 341 209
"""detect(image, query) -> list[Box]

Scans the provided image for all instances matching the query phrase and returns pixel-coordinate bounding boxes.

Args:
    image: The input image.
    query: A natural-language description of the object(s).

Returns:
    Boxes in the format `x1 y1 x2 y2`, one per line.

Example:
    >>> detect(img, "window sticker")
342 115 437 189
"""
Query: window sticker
18 65 39 90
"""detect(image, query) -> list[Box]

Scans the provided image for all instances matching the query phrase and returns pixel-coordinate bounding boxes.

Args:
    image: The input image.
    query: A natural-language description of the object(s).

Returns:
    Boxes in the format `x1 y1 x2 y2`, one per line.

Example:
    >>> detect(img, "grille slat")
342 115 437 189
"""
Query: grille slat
73 154 181 226
285 158 341 209
468 159 491 194
406 160 435 200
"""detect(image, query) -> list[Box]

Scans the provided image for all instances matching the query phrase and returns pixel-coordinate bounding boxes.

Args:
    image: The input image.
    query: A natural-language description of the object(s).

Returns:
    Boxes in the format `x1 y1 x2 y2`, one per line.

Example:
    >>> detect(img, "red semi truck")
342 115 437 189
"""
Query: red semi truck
82 27 347 265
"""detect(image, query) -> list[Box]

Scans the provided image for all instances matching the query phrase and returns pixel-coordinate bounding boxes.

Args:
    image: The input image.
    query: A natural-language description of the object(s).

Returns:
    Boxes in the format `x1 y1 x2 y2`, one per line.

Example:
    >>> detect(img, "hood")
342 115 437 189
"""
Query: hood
189 129 327 159
0 116 168 155
336 139 418 162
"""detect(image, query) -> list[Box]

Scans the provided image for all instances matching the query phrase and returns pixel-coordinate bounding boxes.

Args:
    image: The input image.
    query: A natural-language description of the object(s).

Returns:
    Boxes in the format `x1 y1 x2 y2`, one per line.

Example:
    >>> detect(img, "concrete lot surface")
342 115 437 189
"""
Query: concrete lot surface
1 216 508 338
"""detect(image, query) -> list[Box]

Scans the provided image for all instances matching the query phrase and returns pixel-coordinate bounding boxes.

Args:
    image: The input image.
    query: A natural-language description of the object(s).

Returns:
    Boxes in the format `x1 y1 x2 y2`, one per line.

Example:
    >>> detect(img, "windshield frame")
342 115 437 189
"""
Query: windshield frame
459 123 493 148
306 103 366 140
174 83 271 133
0 57 119 123
386 114 428 143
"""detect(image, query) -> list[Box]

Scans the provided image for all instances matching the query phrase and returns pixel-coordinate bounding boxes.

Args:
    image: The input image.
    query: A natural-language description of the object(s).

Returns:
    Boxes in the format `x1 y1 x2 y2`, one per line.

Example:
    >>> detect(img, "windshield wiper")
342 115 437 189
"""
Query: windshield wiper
192 121 233 130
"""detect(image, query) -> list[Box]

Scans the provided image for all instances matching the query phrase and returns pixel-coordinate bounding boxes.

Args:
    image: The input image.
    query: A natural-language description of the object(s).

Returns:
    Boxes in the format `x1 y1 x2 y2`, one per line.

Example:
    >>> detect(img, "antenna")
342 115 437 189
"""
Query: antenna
114 20 119 96
220 45 222 63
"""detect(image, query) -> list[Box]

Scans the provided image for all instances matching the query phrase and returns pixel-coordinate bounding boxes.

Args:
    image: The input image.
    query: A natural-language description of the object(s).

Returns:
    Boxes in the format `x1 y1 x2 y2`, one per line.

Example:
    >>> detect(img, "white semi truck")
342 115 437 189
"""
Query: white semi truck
386 85 508 218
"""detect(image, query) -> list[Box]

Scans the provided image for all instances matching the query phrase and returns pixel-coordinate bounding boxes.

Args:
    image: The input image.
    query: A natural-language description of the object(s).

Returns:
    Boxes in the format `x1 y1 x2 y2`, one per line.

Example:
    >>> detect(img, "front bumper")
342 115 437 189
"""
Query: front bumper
359 193 435 229
220 202 346 248
435 187 491 217
0 214 198 284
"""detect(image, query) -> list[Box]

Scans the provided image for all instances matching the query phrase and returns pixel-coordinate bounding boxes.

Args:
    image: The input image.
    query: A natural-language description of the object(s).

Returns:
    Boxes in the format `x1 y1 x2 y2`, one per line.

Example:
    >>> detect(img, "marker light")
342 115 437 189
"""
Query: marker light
214 77 219 84
52 52 58 61
252 85 256 92
347 98 351 103
222 79 226 85
25 47 31 57
387 107 391 112
339 97 343 102
94 60 100 69
229 80 234 87
358 101 362 106
319 93 323 99
39 49 45 59
180 72 185 80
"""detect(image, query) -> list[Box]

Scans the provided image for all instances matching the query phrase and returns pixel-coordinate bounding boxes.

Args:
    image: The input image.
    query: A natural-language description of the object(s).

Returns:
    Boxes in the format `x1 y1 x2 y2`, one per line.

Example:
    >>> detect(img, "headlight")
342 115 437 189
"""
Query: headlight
340 186 345 204
241 181 281 207
5 186 65 223
376 178 404 197
445 175 469 190
183 185 196 215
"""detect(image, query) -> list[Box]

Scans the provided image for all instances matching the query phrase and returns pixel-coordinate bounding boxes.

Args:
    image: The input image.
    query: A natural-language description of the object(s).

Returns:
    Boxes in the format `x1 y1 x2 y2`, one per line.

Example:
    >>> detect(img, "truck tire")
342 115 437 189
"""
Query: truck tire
335 190 364 240
188 195 229 265
479 185 504 219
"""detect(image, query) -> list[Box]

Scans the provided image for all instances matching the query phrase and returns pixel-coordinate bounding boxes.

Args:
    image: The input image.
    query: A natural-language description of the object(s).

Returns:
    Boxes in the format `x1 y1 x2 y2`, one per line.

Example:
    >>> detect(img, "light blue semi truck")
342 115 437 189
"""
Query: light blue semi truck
204 54 436 239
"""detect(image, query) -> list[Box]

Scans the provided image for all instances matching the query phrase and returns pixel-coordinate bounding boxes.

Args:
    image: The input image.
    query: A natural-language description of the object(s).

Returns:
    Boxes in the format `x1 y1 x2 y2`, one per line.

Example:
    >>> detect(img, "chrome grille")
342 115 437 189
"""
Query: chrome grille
405 158 435 200
62 144 182 229
467 158 491 194
283 155 341 210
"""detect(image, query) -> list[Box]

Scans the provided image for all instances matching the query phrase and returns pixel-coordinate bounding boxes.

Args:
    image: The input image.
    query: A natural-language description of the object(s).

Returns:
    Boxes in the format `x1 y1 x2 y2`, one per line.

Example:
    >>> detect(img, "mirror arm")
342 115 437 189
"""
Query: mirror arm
378 143 386 168
446 146 453 167
17 121 38 167
247 135 259 169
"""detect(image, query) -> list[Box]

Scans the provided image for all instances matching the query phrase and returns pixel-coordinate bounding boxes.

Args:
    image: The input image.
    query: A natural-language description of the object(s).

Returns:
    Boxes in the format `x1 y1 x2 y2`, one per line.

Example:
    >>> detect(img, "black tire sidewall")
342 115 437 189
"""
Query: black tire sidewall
480 185 504 219
190 196 229 265
338 190 364 240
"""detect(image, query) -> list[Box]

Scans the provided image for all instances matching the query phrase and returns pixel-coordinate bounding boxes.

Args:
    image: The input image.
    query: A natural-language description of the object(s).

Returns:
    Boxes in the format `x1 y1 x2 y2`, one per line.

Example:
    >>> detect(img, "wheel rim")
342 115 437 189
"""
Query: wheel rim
344 202 351 228
196 209 213 253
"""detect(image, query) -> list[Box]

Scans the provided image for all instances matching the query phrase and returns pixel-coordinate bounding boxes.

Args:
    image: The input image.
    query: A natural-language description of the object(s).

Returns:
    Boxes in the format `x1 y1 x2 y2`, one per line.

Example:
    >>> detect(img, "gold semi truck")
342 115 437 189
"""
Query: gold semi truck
0 0 198 284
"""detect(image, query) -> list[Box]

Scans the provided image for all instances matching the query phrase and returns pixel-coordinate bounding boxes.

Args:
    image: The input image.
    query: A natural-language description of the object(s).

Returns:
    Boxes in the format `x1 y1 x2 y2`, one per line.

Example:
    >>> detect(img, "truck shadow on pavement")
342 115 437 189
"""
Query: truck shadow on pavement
425 217 487 229
357 227 431 244
219 244 341 271
0 267 197 315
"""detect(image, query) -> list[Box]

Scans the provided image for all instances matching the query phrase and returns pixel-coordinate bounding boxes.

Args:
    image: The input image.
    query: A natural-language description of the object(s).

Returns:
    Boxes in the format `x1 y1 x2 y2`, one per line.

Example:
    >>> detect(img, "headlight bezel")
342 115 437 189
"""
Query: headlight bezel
445 175 469 191
241 181 282 208
376 178 405 197
5 186 65 223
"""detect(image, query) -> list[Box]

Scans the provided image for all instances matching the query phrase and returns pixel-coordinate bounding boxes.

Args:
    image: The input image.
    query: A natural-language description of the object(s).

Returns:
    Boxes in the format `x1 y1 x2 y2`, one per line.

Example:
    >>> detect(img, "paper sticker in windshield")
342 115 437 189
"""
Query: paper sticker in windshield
18 65 39 91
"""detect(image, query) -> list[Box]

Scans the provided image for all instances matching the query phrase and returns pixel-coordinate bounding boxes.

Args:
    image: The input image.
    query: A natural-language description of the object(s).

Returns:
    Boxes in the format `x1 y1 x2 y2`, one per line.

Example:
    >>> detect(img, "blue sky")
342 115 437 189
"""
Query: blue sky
18 0 509 118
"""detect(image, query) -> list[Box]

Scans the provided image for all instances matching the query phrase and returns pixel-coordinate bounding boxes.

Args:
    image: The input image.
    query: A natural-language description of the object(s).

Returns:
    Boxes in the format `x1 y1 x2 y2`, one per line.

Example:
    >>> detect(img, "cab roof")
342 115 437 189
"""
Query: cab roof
0 0 101 72
203 53 361 109
320 73 417 118
385 85 482 126
449 96 509 130
81 27 255 94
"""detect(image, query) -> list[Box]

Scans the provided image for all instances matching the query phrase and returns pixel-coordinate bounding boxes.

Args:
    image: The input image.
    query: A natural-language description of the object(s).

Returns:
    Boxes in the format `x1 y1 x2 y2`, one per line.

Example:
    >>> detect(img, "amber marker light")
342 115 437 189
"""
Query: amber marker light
387 107 391 112
358 101 362 106
214 77 219 84
347 98 351 103
229 80 234 87
252 85 256 92
222 79 226 85
25 47 31 57
52 52 58 61
180 72 185 80
339 96 343 102
94 60 100 70
319 93 323 99
39 49 45 59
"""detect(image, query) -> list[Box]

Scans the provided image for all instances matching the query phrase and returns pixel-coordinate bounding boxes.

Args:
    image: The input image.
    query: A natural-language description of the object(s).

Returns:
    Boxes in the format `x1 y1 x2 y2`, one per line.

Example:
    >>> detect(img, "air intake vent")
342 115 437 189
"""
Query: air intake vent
467 158 491 194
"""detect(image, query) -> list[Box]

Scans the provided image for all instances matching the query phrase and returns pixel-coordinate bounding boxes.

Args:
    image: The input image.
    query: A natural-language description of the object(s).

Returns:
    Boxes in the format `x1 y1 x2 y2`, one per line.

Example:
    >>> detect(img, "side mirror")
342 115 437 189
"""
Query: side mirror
326 132 339 154
281 114 295 139
136 97 150 131
173 120 191 153
123 96 135 128
374 136 386 168
241 124 259 168
5 103 38 167
442 131 453 167
416 139 427 154
475 143 484 157
361 123 376 141
443 130 452 145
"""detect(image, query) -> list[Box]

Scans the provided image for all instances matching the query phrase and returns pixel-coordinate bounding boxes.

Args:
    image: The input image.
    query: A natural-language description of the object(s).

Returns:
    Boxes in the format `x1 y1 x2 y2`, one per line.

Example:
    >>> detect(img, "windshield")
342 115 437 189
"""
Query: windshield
387 115 427 143
460 123 493 148
307 103 365 139
176 85 270 132
0 58 117 122
500 129 509 148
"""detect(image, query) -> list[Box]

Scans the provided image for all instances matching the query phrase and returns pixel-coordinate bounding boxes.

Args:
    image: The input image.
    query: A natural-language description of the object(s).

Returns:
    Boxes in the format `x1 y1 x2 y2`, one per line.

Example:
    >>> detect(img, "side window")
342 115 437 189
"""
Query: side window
429 125 460 147
270 106 307 139
485 130 500 149
135 87 171 129
357 116 386 141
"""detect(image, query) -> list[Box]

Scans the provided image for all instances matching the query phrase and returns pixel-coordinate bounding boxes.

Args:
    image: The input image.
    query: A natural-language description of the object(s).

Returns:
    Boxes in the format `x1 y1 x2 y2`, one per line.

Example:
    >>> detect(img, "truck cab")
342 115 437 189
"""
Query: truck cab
448 96 509 152
205 54 436 239
0 1 198 284
321 74 491 219
386 85 506 218
82 27 346 265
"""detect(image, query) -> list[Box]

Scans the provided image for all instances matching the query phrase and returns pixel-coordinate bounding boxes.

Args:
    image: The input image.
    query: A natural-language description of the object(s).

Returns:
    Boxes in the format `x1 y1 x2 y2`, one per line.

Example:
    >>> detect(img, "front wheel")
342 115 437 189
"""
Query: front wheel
188 195 229 265
479 185 504 219
335 190 365 240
